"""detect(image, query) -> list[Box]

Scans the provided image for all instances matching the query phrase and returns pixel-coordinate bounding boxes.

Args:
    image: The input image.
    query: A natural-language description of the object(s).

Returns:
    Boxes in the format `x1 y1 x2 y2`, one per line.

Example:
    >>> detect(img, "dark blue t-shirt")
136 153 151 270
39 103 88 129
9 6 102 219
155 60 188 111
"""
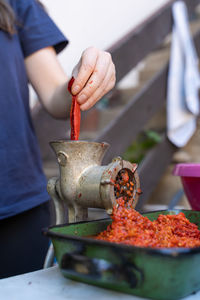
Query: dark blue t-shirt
0 0 68 219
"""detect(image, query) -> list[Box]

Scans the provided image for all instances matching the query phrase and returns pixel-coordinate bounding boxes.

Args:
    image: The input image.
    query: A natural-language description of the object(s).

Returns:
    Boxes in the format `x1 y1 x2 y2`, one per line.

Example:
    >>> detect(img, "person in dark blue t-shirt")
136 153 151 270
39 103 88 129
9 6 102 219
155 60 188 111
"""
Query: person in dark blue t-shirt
0 0 116 278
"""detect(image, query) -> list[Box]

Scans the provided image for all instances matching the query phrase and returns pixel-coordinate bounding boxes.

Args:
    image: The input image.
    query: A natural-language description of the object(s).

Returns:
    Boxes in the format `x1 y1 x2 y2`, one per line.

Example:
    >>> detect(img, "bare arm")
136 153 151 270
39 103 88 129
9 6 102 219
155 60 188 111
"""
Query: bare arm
25 46 70 118
25 46 116 119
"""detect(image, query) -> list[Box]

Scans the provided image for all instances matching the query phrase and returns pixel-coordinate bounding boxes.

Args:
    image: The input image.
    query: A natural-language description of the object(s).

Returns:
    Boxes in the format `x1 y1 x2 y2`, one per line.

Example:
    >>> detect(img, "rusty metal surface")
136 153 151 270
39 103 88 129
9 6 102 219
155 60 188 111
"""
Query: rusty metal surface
47 141 140 224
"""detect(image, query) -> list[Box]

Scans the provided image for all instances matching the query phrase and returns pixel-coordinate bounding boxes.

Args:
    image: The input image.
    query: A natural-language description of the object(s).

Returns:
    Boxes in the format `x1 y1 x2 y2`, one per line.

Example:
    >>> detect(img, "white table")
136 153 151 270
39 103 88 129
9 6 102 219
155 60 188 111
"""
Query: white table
0 266 200 300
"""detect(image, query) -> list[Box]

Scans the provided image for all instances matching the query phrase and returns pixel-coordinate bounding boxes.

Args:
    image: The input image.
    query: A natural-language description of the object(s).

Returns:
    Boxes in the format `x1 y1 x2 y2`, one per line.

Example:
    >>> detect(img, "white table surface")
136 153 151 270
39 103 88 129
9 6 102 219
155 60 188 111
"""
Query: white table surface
0 266 200 300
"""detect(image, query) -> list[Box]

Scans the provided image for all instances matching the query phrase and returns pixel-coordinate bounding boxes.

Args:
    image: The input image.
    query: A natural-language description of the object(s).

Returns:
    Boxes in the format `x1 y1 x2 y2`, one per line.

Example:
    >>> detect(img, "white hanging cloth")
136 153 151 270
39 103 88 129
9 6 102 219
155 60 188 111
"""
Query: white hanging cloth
167 0 200 147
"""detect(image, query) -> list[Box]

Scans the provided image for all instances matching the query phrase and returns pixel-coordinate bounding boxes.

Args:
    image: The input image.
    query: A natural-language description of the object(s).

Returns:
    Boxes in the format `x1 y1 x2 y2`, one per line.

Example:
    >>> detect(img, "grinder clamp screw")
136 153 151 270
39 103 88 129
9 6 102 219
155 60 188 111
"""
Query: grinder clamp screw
57 151 68 166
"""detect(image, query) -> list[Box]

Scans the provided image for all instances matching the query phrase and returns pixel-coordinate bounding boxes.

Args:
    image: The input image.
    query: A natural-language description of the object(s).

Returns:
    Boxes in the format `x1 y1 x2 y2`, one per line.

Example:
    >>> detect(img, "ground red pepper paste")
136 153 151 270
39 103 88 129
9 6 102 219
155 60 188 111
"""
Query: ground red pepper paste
96 197 200 248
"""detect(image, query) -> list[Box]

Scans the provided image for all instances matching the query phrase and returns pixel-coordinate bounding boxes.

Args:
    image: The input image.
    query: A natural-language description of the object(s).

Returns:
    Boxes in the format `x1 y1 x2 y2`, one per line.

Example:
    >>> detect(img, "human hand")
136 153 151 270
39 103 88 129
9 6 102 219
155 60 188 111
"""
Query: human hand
70 47 116 111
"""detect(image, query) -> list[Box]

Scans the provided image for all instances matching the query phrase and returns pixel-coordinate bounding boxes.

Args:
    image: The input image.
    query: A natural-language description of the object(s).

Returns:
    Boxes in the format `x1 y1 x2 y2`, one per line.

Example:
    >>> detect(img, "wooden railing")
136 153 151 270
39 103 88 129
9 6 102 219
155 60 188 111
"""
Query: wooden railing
94 0 200 210
32 0 200 211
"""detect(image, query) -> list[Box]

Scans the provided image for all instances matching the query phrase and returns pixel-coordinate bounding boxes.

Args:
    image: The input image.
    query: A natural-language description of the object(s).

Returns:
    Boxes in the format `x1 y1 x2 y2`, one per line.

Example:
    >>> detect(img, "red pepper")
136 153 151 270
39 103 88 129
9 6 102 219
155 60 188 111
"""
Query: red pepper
68 77 81 140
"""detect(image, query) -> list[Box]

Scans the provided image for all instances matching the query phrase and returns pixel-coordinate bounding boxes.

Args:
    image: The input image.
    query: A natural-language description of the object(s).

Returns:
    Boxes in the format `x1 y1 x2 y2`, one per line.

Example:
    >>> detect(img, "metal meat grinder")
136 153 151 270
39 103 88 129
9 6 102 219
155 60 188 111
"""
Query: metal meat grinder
47 140 140 224
44 140 140 267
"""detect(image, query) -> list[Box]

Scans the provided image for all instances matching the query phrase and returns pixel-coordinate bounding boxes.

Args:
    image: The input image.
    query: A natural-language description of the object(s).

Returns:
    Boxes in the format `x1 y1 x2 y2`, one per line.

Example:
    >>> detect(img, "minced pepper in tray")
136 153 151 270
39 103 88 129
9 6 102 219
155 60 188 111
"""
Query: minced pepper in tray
96 197 200 248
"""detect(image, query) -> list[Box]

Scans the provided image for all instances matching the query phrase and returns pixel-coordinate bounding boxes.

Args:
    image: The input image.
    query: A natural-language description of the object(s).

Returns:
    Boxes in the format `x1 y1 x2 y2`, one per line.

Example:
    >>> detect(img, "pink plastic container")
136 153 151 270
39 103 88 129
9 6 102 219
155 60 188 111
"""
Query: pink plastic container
173 163 200 210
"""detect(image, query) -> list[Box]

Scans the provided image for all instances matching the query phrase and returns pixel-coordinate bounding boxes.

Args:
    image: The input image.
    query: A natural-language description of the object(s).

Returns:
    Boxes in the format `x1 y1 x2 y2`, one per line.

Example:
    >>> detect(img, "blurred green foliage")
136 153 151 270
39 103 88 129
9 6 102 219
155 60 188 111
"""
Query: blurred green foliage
122 130 162 164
